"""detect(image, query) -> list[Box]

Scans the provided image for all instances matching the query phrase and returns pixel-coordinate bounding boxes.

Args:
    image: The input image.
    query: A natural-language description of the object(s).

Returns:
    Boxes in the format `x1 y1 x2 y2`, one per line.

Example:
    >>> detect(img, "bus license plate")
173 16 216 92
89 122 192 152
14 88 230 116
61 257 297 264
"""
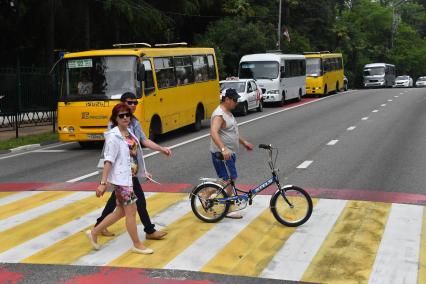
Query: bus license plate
87 134 104 140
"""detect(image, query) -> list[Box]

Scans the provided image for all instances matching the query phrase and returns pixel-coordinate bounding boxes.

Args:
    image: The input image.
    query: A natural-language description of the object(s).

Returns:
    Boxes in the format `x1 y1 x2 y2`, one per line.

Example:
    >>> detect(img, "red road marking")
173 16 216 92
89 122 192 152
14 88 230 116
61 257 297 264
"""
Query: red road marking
1 183 426 205
0 268 23 284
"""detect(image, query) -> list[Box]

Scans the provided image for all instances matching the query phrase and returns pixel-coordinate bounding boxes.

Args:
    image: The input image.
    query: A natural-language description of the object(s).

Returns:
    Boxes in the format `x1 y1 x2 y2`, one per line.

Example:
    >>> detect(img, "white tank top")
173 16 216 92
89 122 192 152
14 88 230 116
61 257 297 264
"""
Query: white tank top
210 105 239 153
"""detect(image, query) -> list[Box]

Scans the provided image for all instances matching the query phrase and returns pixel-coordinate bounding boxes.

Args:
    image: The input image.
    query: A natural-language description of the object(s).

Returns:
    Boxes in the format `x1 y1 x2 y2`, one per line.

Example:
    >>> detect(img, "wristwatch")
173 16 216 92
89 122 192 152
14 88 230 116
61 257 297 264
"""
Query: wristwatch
99 181 107 185
220 147 226 152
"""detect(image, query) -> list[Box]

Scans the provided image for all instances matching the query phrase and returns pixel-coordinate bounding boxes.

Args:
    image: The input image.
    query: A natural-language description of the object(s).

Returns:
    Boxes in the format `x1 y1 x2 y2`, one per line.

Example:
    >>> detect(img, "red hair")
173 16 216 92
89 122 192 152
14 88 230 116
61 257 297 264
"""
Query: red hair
110 103 133 127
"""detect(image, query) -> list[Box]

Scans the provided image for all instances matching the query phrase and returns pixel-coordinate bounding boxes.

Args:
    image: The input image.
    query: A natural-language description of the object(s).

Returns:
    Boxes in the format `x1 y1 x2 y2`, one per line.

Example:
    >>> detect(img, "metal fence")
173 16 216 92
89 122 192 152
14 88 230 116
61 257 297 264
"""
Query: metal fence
0 66 57 137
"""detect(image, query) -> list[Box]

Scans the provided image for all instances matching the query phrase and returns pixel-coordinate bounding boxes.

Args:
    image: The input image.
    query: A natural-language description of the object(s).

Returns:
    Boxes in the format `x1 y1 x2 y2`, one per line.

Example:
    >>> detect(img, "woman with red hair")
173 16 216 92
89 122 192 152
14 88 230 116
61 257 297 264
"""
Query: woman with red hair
86 102 153 254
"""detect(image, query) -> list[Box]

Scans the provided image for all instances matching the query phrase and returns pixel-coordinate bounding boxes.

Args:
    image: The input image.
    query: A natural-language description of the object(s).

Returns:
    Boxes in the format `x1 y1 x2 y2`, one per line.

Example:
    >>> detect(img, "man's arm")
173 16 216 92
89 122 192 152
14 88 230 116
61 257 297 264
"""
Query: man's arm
239 137 254 151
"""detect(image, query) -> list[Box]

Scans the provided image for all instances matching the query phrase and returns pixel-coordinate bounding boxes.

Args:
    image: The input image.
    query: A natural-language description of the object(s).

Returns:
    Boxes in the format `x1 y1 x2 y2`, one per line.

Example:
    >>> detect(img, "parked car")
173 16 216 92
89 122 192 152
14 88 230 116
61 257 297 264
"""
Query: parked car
415 76 426 87
220 78 263 115
343 75 349 91
395 75 413 87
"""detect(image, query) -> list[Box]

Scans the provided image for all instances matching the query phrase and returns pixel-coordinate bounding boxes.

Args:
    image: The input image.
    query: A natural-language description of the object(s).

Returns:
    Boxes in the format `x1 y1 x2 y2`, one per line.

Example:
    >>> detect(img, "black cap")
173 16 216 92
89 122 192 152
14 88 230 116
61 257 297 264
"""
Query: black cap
223 88 240 100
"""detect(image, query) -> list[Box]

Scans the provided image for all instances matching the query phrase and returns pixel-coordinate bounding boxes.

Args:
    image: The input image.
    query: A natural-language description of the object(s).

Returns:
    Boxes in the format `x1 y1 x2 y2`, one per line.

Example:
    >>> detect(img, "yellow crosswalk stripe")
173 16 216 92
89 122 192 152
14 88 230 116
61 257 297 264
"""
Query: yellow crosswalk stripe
0 195 105 254
418 207 426 284
108 211 215 268
22 193 186 264
201 199 319 276
301 200 391 283
0 192 19 198
0 191 74 220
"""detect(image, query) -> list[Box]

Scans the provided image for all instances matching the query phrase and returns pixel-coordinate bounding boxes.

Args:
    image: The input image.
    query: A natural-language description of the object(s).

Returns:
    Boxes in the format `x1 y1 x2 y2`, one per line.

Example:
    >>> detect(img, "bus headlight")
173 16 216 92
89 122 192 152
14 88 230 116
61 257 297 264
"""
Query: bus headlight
62 127 68 132
267 90 279 94
69 127 75 133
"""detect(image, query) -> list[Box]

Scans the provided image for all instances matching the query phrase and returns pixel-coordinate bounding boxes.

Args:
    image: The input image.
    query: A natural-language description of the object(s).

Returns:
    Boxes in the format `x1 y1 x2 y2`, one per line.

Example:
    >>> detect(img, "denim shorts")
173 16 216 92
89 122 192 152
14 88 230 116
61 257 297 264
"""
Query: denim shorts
211 152 238 180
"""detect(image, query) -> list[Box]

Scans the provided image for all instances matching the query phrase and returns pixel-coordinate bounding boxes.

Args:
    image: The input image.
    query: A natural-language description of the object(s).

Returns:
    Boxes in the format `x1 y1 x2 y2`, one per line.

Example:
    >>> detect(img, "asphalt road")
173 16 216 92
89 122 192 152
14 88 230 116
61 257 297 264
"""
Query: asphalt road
1 87 426 195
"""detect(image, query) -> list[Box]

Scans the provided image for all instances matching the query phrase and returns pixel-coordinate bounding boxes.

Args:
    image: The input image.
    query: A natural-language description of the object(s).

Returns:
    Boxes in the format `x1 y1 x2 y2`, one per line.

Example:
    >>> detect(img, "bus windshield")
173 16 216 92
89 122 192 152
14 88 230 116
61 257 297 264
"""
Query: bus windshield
60 56 139 101
363 67 385 76
306 58 322 76
239 61 279 79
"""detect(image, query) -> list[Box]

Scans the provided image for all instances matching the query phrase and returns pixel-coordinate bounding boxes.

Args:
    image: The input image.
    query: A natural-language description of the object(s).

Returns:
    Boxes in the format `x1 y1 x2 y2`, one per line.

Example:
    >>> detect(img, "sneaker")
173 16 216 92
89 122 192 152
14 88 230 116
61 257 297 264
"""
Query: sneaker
225 211 243 219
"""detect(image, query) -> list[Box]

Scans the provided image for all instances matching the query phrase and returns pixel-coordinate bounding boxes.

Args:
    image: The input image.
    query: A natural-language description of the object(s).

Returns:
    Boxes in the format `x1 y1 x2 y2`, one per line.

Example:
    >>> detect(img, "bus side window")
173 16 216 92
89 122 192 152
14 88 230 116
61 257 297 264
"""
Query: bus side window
174 56 194 86
193 55 208 82
207 54 217 80
154 57 177 89
143 60 155 95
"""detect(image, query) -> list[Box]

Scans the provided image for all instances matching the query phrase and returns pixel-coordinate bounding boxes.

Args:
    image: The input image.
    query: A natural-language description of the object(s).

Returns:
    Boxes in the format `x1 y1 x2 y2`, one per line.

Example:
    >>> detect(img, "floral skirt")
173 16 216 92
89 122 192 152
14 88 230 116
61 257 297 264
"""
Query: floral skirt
113 184 138 206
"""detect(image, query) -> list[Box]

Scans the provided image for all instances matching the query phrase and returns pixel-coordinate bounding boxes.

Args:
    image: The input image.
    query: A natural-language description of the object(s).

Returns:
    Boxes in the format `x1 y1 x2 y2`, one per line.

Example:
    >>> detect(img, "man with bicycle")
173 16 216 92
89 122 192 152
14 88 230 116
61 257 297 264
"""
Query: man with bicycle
210 88 254 219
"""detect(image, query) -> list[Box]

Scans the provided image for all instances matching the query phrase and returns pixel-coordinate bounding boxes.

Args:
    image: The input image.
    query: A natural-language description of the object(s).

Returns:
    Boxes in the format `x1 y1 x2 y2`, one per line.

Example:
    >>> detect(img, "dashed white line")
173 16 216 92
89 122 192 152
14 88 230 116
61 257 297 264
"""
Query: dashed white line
381 104 386 107
394 96 399 98
362 117 369 120
388 99 393 102
347 126 356 131
66 171 99 183
297 160 313 169
327 140 339 146
372 110 379 113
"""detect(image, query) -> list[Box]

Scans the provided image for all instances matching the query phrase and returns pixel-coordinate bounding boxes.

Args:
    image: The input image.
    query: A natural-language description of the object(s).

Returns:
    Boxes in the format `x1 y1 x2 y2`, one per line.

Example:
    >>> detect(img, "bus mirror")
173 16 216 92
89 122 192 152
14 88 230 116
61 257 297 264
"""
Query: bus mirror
280 66 285 78
137 62 145 82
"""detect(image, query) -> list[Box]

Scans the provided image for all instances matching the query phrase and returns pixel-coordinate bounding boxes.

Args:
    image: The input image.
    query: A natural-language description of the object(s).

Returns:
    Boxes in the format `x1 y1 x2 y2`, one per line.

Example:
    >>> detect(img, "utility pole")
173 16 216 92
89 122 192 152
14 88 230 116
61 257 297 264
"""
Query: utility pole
391 0 407 48
277 0 282 50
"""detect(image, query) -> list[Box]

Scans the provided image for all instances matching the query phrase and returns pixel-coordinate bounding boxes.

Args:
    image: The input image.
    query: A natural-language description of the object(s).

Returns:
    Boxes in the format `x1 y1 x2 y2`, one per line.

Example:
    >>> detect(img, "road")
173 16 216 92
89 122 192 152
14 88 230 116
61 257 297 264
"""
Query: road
0 87 426 283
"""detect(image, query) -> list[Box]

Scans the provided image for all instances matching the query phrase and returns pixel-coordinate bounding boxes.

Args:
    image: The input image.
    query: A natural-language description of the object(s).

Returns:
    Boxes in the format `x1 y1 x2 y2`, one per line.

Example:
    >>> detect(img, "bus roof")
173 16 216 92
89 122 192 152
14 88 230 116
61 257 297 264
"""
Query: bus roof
240 53 305 62
303 52 342 59
63 47 216 59
364 63 395 68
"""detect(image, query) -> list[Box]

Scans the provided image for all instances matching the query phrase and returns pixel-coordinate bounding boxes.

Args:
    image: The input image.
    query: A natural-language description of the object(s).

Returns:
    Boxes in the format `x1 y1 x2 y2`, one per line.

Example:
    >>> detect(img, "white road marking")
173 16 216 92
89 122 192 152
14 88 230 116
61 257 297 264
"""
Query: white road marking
261 199 347 281
66 171 99 183
400 93 404 95
381 104 386 107
361 117 369 120
347 126 356 131
372 110 379 113
297 161 313 169
368 204 423 284
33 150 68 153
388 99 393 102
0 192 93 232
73 195 188 266
0 191 44 206
394 96 399 98
0 142 75 161
164 196 269 271
327 140 339 146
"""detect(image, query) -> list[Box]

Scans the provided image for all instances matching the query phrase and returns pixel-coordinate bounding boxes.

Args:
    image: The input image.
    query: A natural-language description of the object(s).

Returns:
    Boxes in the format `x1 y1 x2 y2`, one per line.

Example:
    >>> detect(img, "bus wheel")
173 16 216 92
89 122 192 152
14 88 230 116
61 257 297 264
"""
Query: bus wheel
149 117 161 141
324 85 328 96
297 89 302 102
192 106 204 132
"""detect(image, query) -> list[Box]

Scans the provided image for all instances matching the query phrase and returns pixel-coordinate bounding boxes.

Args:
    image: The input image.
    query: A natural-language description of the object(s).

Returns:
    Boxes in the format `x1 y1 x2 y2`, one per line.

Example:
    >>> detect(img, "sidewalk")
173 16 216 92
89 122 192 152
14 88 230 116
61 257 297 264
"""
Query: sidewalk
0 125 55 142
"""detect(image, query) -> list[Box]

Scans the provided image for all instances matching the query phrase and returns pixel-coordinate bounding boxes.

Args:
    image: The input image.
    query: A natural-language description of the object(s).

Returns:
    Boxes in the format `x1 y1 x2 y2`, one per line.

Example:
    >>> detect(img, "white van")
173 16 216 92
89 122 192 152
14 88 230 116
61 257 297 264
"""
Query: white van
238 53 306 106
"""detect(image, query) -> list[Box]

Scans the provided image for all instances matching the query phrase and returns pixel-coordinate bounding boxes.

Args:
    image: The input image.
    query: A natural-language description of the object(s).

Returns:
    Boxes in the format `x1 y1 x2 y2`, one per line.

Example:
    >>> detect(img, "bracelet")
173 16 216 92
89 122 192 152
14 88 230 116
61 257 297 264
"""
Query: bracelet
99 181 107 185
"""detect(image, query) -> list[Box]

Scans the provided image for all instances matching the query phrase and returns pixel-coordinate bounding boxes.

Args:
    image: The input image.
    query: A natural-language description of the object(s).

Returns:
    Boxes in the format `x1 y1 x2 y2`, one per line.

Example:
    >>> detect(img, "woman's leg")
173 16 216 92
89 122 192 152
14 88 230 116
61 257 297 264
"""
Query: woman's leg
123 203 147 249
91 206 124 242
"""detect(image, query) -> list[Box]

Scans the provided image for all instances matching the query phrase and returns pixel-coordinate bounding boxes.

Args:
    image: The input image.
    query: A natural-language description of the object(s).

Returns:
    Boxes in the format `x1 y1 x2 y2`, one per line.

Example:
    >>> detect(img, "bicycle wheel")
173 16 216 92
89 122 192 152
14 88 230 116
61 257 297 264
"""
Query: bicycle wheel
191 183 230 223
270 186 313 227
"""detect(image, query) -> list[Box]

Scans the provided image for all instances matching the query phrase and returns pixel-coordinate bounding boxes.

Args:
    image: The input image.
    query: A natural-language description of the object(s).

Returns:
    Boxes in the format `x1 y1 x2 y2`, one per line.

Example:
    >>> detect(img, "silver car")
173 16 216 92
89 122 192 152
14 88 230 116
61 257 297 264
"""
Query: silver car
415 76 426 87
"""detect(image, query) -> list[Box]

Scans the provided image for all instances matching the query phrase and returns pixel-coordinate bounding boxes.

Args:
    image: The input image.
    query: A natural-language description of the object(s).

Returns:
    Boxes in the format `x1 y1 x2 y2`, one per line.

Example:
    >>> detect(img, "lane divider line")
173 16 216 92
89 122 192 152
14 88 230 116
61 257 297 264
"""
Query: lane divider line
381 104 386 107
372 110 379 113
362 117 369 120
347 126 356 131
297 161 313 169
327 140 339 146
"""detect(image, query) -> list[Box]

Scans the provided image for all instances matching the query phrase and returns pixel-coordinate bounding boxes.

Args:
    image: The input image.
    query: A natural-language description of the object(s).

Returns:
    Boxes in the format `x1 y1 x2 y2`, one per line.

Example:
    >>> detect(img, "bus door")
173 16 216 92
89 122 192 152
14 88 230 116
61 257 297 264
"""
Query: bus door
141 59 159 131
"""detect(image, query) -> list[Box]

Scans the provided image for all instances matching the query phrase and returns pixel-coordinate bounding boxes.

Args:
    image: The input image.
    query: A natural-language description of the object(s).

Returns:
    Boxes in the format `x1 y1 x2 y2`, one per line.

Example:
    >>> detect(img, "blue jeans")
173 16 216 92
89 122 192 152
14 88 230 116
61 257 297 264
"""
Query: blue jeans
211 152 238 180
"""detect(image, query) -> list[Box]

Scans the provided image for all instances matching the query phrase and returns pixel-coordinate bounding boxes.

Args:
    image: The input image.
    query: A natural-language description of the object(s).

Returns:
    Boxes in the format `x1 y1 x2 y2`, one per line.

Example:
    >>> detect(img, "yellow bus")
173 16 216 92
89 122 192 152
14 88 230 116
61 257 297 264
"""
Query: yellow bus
304 52 344 96
56 43 219 145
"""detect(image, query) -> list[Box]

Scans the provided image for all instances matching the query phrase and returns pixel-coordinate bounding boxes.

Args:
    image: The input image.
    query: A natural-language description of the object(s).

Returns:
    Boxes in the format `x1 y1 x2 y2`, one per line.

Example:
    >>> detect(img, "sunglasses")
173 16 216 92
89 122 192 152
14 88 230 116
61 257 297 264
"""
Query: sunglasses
118 112 131 119
126 101 138 106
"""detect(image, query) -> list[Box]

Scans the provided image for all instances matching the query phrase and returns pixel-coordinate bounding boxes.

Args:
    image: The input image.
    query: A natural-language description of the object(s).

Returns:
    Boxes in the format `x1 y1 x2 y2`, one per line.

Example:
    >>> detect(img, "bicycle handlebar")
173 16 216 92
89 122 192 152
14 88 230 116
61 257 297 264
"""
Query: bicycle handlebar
258 144 272 150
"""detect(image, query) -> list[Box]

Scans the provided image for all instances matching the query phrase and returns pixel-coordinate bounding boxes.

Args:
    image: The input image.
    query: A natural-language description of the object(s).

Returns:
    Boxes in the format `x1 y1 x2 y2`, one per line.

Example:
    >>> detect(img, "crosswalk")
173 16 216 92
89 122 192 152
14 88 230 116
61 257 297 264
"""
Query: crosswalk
0 190 425 283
